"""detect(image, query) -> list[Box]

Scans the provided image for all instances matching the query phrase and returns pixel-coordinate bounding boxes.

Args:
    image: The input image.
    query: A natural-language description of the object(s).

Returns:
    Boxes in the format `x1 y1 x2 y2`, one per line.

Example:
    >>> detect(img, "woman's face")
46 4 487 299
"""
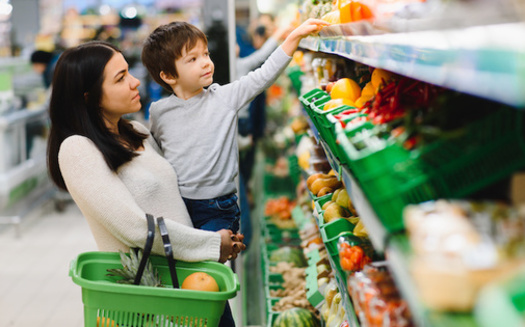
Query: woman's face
99 52 141 126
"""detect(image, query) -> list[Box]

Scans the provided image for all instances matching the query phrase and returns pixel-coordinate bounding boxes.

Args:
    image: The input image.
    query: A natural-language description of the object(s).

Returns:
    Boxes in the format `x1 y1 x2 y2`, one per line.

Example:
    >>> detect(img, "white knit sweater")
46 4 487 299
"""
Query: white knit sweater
58 122 221 262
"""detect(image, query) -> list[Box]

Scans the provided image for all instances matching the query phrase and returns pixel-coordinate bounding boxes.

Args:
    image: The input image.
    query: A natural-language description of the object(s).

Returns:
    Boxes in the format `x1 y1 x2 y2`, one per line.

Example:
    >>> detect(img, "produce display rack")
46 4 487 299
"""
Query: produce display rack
286 17 525 327
303 96 489 327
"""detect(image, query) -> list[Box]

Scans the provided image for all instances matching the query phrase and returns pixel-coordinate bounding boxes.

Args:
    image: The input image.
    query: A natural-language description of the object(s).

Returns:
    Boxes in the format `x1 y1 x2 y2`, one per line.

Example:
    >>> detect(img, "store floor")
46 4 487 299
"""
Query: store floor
0 200 95 326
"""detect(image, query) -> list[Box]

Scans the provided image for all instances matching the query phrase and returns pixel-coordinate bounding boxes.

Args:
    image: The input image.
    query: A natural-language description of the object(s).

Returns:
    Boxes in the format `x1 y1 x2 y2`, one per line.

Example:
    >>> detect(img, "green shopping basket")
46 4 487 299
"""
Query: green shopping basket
69 215 240 327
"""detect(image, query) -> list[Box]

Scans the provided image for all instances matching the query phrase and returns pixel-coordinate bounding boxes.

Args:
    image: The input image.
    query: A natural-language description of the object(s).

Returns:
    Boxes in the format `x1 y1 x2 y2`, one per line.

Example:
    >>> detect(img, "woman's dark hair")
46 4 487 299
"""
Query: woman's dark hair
47 40 147 191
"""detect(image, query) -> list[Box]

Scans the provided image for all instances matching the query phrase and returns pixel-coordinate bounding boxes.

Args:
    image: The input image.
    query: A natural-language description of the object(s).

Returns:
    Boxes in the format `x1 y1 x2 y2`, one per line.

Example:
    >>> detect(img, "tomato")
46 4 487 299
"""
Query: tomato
341 256 354 271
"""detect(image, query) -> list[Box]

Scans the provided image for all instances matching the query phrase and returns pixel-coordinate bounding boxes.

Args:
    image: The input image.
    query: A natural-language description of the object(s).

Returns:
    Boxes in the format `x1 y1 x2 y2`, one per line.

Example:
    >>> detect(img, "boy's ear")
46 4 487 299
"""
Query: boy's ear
159 71 176 85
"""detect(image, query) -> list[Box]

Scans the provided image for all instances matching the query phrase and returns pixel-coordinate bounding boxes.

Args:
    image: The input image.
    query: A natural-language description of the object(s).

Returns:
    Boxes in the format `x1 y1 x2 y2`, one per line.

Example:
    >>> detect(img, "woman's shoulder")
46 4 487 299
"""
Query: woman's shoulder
59 135 100 157
129 120 151 135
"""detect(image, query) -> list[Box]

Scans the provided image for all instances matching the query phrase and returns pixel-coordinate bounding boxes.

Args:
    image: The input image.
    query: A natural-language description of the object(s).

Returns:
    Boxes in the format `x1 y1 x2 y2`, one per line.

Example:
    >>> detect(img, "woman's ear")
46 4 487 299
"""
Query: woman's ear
159 71 176 86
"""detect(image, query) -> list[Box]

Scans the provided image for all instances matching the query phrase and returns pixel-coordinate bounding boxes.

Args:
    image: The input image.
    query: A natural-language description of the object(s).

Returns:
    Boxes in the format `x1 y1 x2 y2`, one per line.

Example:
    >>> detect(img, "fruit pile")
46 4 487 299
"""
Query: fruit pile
265 196 297 221
306 172 342 198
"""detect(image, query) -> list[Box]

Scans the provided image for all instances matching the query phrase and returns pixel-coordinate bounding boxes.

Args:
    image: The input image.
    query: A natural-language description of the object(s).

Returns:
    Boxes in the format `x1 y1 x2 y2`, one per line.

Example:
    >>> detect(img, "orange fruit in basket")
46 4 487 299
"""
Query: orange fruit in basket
323 98 355 111
97 317 118 327
330 78 361 102
181 272 219 292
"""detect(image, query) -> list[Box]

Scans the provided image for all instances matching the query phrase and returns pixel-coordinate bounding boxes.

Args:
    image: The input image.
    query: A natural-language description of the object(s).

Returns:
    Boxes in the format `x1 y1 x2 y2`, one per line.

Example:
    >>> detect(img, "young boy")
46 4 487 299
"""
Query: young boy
141 19 328 236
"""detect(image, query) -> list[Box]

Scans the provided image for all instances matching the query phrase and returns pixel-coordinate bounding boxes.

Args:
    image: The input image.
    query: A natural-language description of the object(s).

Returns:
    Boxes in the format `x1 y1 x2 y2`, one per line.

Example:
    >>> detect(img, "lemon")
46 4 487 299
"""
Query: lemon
330 78 361 102
322 98 355 111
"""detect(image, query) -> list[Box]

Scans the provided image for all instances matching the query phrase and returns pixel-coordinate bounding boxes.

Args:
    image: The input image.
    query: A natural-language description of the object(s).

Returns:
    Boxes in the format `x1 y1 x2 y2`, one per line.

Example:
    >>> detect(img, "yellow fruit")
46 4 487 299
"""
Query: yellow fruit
181 272 219 292
322 98 355 111
322 200 334 210
306 173 325 190
317 186 334 197
361 81 375 98
324 203 351 223
321 10 341 24
371 68 395 91
354 95 373 108
298 151 310 170
330 78 361 102
353 220 368 237
292 51 304 66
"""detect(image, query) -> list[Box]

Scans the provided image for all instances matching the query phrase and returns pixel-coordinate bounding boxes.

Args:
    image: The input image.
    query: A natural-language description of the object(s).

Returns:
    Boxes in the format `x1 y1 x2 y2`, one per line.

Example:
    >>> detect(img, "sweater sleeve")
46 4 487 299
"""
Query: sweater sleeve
220 45 292 112
58 136 221 262
235 37 279 80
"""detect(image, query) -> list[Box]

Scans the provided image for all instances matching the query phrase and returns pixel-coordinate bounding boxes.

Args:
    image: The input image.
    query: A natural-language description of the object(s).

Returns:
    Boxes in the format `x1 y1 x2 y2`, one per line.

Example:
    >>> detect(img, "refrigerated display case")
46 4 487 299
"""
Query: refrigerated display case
0 58 55 237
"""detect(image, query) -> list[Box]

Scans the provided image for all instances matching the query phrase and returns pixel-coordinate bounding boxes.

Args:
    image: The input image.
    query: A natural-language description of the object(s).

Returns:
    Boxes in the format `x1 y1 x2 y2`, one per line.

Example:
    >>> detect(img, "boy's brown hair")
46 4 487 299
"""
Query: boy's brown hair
142 21 208 92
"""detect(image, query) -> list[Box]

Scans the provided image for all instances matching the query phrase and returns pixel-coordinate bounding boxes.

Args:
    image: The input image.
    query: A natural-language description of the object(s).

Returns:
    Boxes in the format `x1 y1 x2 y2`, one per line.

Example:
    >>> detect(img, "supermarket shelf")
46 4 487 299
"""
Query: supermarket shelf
300 22 525 108
309 178 361 327
340 166 387 253
386 234 478 327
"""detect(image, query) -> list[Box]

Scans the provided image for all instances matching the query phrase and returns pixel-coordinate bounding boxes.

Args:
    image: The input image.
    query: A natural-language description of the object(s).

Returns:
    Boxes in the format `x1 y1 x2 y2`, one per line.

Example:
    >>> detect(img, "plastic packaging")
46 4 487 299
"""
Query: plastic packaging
347 265 413 327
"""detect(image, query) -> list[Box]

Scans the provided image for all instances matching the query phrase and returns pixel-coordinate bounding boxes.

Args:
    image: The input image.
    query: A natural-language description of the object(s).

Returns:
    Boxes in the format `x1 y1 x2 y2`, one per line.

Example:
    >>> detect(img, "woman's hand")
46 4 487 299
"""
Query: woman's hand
218 229 246 263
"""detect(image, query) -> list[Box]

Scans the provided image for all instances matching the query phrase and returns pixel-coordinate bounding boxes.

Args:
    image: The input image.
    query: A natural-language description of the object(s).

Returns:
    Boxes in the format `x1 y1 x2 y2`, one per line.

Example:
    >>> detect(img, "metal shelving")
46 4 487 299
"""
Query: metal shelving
300 22 525 108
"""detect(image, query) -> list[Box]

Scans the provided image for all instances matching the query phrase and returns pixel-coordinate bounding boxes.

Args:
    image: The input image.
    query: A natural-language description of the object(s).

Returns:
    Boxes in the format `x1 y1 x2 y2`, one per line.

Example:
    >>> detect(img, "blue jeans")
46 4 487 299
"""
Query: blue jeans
182 193 240 326
182 193 240 233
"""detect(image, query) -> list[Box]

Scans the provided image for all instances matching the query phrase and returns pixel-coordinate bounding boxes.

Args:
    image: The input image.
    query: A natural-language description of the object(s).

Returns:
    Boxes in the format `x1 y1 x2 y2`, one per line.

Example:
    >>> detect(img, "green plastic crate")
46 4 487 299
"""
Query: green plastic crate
319 218 356 257
287 66 304 95
266 298 281 327
69 251 239 327
263 223 301 245
298 88 328 109
308 98 349 148
337 107 525 232
263 173 296 196
288 154 301 187
326 111 369 161
313 193 333 229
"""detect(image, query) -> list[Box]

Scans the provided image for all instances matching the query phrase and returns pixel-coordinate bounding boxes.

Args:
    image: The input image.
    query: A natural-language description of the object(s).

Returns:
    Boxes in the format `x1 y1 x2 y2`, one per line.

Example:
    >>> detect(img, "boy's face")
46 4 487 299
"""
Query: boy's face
173 39 214 95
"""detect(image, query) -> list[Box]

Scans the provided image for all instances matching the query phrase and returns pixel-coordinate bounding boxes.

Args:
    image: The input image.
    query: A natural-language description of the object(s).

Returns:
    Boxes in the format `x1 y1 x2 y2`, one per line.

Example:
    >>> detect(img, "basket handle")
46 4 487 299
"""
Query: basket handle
133 213 155 285
157 217 180 288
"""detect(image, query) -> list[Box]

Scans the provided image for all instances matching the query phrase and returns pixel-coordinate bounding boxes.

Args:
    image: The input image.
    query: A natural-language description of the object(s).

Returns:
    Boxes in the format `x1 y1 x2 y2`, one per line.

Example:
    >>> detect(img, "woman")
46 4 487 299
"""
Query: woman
47 41 244 262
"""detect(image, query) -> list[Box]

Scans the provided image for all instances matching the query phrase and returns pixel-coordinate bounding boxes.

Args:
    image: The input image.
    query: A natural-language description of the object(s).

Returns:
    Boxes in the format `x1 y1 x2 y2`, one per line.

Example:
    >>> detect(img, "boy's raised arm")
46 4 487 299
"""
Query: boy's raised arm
281 19 330 56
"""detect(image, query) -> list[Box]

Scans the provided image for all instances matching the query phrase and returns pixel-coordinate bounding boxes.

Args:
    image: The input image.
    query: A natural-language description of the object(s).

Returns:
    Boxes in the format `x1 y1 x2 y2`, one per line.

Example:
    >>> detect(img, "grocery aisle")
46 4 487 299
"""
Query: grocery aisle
0 200 96 327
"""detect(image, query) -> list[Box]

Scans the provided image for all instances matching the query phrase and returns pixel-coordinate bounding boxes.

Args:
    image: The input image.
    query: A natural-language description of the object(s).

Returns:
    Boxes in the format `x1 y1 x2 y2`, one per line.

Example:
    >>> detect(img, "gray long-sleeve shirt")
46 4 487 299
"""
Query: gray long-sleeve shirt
236 37 279 119
150 46 292 199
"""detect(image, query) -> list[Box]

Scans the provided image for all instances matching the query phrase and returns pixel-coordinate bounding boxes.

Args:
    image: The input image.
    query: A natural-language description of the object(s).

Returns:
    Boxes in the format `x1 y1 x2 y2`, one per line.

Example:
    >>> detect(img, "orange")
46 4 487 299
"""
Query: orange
330 78 361 102
181 272 219 292
339 0 352 24
322 98 355 111
97 317 118 327
351 2 363 21
361 3 374 19
371 68 395 91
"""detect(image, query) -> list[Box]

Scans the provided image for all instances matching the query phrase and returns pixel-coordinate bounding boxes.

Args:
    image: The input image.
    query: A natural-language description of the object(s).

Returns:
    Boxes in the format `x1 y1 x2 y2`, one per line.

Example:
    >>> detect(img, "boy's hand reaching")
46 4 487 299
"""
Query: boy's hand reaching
281 19 331 56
